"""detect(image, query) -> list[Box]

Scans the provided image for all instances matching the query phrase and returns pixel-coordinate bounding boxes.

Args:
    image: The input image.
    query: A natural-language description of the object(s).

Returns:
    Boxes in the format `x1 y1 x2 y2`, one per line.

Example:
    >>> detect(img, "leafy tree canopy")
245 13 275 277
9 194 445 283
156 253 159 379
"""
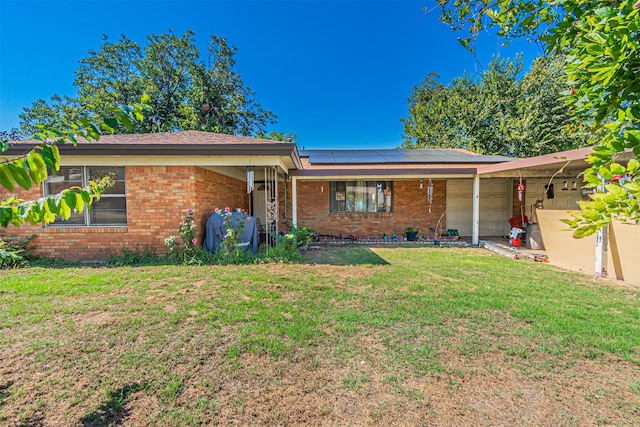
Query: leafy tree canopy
256 130 297 142
402 55 584 157
19 30 277 137
431 0 640 237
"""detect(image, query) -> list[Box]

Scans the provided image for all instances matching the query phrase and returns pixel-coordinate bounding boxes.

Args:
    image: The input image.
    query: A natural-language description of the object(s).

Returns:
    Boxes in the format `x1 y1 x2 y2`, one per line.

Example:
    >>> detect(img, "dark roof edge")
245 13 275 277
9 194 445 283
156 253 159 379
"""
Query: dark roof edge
289 167 478 177
5 143 304 169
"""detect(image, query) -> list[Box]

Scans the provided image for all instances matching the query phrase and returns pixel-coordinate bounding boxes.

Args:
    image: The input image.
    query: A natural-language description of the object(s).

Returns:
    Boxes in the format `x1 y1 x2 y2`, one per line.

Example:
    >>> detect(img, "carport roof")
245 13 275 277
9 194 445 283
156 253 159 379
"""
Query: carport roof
476 146 595 177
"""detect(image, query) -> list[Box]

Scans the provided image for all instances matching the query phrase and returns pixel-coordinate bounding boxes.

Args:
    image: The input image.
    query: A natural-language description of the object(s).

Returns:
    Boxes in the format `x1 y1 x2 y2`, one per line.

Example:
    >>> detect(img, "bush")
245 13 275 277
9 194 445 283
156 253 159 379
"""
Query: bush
287 224 315 248
165 209 202 265
261 234 302 263
0 235 36 268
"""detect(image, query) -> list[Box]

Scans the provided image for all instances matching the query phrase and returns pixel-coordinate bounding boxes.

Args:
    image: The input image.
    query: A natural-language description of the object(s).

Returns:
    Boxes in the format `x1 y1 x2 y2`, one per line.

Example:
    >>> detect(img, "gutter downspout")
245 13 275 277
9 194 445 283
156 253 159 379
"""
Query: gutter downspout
472 174 480 246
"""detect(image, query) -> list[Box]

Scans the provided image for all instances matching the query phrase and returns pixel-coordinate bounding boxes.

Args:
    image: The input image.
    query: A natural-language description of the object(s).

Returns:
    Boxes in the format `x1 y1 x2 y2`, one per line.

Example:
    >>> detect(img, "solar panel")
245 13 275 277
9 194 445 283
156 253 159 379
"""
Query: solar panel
305 149 513 164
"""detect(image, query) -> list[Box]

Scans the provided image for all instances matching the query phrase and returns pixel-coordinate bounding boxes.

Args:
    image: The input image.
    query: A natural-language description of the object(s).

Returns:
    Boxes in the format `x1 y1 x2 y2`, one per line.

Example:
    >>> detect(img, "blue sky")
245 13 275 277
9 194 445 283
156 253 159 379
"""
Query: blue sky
0 0 541 149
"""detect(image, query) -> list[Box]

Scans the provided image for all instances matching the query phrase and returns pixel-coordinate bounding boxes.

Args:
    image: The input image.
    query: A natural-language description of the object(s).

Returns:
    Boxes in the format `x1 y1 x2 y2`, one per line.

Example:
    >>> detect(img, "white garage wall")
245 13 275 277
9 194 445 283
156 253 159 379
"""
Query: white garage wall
446 179 511 236
523 178 584 221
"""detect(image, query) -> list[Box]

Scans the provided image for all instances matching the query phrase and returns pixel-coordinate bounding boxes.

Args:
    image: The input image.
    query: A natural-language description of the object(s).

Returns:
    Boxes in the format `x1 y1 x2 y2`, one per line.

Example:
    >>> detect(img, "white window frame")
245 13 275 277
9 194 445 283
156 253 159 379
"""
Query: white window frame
44 166 127 227
329 180 393 214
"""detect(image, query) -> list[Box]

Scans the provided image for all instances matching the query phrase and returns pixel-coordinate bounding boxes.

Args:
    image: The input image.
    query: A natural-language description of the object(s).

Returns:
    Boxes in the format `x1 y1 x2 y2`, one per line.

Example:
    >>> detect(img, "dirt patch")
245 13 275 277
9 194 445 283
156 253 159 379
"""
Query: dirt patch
2 324 637 426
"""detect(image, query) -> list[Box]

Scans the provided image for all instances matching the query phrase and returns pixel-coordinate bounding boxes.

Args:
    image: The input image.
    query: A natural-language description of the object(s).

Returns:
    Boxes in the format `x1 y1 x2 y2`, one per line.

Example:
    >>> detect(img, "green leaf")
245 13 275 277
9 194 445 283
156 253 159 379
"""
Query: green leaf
27 150 48 184
582 209 603 221
79 190 93 205
626 130 640 147
573 225 598 239
7 161 32 190
0 164 15 192
605 183 628 198
610 163 626 174
623 181 640 197
560 218 578 228
0 207 12 227
74 196 85 213
59 199 71 220
103 117 118 132
457 37 471 51
63 192 77 212
598 165 613 181
117 113 132 131
41 144 61 172
610 137 625 152
627 158 639 173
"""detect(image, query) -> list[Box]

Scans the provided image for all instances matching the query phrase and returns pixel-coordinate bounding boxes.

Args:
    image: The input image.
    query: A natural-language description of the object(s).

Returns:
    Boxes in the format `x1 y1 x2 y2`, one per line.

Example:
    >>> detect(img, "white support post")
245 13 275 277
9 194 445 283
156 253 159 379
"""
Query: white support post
472 174 480 246
292 176 298 227
594 225 609 279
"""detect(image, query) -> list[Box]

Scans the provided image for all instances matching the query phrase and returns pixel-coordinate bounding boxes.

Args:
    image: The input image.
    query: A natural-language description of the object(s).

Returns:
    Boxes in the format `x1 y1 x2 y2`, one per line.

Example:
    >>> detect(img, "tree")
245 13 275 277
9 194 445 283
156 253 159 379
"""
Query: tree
402 55 584 157
19 30 276 137
256 130 297 142
431 1 640 237
1 101 148 227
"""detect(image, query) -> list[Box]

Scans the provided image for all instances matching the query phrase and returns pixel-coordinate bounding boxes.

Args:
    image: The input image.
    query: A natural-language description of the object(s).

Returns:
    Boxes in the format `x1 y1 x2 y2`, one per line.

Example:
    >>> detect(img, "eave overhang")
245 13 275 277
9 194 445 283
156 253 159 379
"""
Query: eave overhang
5 142 304 172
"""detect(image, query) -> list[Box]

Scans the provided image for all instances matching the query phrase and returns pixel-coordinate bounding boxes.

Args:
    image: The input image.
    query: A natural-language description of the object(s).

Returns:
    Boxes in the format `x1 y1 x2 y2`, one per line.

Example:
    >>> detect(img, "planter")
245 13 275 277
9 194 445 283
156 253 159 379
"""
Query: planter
406 231 418 241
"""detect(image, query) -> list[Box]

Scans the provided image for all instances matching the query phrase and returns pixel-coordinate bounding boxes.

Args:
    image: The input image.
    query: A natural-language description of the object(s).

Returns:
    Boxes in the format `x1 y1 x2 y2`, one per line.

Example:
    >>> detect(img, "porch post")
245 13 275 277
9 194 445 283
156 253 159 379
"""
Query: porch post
594 225 609 279
292 176 298 226
472 174 480 246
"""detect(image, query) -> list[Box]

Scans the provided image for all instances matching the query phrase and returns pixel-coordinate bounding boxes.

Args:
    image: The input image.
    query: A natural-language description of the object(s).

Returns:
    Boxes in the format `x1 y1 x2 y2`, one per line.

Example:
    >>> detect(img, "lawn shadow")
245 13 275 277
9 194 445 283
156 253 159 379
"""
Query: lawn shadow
80 383 147 427
0 381 12 406
300 244 390 265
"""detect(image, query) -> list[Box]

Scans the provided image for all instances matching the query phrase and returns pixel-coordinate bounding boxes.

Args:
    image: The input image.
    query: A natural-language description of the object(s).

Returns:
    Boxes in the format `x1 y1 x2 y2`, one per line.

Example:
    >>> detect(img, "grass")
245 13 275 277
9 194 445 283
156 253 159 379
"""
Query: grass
1 245 639 425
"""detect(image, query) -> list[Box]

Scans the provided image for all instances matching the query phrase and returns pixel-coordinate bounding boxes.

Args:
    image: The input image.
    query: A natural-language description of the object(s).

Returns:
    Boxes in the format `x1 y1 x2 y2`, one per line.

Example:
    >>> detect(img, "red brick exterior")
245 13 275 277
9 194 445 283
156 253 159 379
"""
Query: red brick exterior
1 166 247 261
293 179 447 238
193 167 249 242
2 169 453 259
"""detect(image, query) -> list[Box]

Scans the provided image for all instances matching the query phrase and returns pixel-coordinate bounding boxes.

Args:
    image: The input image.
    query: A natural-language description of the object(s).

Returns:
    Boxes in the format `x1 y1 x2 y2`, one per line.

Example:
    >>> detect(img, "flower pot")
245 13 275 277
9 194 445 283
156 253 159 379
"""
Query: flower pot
406 231 418 241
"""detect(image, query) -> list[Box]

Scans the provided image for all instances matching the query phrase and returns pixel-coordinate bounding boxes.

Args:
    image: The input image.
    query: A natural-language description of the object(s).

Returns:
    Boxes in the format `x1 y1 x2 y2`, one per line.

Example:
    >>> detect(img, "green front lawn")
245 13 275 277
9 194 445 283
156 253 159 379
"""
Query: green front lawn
1 246 638 425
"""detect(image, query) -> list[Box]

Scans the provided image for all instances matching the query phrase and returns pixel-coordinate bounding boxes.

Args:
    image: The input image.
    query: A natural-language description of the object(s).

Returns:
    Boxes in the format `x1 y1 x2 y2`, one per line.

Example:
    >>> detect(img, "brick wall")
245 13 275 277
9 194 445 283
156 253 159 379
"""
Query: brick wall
294 179 447 238
0 165 246 261
193 167 249 243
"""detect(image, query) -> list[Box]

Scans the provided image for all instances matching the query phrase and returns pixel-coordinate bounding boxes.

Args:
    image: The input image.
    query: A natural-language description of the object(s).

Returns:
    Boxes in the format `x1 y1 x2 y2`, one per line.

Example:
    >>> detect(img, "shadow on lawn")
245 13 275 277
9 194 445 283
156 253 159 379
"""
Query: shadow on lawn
300 244 390 265
80 383 147 427
0 381 11 405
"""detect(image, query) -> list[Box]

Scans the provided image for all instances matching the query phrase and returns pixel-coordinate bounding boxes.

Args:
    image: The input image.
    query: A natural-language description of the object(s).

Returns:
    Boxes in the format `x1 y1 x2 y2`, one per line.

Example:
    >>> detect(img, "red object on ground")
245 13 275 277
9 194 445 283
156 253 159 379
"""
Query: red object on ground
510 237 522 247
509 215 529 228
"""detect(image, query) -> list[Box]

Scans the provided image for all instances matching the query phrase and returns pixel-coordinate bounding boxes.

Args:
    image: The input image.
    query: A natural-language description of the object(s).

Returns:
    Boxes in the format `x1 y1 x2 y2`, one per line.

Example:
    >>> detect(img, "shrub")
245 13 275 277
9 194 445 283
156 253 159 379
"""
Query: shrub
261 233 302 263
287 224 315 248
0 234 36 268
165 209 202 265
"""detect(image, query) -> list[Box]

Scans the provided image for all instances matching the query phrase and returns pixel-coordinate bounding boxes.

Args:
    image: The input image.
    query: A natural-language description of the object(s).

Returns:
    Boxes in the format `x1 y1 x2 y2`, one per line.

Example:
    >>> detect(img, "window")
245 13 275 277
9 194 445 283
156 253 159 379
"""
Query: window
330 181 392 213
45 166 127 226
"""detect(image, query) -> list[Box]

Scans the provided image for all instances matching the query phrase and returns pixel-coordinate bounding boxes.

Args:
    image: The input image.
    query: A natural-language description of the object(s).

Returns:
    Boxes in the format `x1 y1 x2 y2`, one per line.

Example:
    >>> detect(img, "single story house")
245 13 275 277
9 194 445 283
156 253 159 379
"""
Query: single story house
3 130 637 284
